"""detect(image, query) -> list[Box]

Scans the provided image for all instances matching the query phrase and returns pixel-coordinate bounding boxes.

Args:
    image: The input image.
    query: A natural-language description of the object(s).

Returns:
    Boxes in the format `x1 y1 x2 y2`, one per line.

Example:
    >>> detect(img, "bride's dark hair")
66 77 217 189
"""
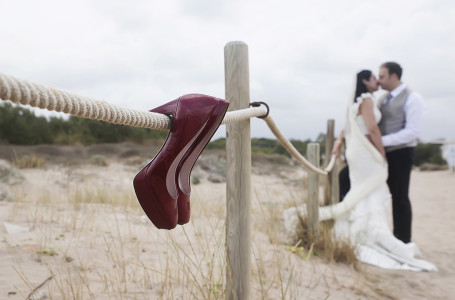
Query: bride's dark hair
354 70 372 102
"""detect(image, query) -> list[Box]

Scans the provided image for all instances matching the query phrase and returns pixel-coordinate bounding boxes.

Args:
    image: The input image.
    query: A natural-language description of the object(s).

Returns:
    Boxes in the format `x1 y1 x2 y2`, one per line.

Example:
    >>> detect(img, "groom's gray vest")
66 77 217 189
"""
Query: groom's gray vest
378 88 417 152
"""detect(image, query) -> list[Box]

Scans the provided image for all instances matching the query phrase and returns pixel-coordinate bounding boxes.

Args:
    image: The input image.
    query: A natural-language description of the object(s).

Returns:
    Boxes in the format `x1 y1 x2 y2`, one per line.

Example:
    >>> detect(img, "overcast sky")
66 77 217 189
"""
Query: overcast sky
1 0 454 142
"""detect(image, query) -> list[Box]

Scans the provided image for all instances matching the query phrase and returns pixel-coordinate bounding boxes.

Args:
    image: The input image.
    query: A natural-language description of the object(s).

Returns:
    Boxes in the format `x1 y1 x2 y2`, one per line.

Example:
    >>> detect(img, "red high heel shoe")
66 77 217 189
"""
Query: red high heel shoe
133 94 228 229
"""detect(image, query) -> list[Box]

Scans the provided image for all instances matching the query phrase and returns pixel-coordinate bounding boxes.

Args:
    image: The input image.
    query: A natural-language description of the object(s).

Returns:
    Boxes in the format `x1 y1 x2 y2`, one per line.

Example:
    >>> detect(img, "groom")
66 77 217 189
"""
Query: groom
377 62 425 244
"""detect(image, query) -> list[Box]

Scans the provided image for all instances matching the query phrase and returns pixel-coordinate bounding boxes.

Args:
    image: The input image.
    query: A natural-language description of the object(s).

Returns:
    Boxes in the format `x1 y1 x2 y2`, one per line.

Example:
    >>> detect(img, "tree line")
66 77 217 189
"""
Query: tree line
0 102 167 145
0 102 446 166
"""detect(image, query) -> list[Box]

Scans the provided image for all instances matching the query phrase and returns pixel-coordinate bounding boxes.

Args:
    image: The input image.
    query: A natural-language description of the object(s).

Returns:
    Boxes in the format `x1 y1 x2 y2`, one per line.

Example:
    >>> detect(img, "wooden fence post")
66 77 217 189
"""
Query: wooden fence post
307 143 320 239
324 119 336 205
224 41 251 300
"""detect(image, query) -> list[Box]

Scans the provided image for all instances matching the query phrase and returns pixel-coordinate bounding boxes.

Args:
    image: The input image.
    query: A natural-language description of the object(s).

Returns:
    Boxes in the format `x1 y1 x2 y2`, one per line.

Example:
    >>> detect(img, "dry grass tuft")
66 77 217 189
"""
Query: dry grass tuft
13 153 46 169
89 154 108 166
294 217 359 267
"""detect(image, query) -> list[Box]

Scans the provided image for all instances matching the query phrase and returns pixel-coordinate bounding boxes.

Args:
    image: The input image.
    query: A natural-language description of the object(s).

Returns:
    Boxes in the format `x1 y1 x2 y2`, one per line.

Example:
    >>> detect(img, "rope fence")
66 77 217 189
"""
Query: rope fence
0 71 336 175
0 41 341 300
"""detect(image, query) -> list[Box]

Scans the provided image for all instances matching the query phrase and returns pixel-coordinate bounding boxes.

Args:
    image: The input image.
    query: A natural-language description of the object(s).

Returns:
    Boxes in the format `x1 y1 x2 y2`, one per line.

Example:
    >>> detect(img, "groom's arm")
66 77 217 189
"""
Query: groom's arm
381 92 425 147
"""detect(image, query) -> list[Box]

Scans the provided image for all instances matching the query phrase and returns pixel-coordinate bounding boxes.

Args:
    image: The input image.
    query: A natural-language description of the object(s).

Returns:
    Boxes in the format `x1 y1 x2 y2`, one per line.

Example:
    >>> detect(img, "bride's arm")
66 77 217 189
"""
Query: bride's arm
331 129 345 157
359 98 386 160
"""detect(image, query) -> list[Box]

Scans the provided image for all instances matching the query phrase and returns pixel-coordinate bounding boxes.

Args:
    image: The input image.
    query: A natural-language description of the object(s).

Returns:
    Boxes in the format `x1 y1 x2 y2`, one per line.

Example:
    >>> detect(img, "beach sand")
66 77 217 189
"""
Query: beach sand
0 145 453 299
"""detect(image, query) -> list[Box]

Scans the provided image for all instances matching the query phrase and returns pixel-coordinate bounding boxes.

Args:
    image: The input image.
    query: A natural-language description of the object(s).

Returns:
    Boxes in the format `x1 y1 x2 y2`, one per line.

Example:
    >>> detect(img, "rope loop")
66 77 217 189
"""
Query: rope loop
249 101 269 118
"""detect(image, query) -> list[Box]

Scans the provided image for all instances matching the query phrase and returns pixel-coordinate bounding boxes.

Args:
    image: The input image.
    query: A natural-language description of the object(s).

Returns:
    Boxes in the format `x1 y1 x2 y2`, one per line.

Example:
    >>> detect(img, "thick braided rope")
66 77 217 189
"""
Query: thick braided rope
263 115 336 175
0 72 335 175
0 73 170 130
0 72 267 130
221 106 266 125
324 153 337 172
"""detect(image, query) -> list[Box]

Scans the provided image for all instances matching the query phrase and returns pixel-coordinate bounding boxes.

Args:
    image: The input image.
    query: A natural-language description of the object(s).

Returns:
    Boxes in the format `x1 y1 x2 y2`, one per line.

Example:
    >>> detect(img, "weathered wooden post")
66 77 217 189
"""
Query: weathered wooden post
307 143 320 238
224 41 251 300
324 119 337 205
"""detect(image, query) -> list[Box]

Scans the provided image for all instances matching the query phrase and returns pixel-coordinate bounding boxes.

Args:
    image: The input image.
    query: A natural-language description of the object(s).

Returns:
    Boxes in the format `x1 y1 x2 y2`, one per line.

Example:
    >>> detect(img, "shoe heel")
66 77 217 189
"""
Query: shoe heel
133 98 181 229
176 97 229 225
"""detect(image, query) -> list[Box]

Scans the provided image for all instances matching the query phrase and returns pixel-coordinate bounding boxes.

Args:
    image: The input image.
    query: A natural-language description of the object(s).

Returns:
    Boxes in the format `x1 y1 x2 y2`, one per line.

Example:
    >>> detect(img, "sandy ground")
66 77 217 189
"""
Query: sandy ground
0 150 454 299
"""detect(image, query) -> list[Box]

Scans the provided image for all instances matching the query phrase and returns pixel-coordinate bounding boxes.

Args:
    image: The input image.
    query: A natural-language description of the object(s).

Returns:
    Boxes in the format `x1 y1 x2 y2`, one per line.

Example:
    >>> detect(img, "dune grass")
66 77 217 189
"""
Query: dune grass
3 160 375 299
12 152 46 169
294 218 358 267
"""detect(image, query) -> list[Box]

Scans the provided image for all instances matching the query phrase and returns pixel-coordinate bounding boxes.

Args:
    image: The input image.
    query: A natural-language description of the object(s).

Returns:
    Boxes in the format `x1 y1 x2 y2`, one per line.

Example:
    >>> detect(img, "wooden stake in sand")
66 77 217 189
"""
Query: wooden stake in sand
324 119 336 205
224 41 252 300
307 143 320 239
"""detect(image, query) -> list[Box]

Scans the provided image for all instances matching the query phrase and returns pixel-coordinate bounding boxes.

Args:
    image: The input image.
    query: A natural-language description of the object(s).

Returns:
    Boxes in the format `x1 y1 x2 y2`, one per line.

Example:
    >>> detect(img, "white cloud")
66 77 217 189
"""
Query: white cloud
1 0 454 142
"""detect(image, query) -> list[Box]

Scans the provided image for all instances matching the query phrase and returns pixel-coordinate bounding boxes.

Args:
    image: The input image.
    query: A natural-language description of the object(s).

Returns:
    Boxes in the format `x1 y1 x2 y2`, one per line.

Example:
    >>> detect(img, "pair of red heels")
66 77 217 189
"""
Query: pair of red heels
133 94 229 230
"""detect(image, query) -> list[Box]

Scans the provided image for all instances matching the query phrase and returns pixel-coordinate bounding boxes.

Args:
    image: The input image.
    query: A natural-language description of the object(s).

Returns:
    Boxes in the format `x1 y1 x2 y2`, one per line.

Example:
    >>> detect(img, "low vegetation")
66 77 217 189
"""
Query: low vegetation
0 102 447 166
4 166 306 299
294 219 359 267
13 153 46 169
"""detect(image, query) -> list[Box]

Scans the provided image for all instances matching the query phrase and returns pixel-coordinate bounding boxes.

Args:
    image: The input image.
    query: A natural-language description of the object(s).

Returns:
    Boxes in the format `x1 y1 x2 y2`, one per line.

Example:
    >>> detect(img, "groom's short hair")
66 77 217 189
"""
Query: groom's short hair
381 62 403 80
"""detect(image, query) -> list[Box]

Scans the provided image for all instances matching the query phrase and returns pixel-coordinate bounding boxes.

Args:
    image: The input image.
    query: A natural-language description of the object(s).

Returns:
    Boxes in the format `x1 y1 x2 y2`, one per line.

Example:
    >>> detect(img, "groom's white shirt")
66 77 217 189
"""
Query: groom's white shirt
381 83 425 147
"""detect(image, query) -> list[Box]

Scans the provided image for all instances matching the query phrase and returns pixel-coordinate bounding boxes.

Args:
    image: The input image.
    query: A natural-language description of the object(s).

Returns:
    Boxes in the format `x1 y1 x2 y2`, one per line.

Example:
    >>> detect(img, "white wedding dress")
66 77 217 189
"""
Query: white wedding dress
327 93 437 271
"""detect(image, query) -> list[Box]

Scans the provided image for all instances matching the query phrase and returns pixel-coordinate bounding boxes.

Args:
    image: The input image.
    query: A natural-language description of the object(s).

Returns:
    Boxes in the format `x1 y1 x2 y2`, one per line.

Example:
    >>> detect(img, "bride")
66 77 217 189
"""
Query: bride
323 70 435 271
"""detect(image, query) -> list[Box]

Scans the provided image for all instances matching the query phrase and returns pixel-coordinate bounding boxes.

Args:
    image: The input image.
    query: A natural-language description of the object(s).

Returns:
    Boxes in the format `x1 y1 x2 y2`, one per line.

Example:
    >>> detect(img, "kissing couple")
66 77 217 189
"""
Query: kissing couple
328 62 436 271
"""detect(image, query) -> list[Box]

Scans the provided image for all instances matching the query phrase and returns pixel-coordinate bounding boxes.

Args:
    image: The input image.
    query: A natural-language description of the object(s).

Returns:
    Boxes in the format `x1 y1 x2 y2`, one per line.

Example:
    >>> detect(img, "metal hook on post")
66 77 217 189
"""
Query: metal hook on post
249 101 269 118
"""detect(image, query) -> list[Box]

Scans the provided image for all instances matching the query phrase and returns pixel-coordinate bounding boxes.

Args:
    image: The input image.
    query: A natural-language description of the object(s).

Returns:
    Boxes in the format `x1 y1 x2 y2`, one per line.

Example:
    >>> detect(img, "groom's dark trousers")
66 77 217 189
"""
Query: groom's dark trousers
338 165 350 202
386 147 415 244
